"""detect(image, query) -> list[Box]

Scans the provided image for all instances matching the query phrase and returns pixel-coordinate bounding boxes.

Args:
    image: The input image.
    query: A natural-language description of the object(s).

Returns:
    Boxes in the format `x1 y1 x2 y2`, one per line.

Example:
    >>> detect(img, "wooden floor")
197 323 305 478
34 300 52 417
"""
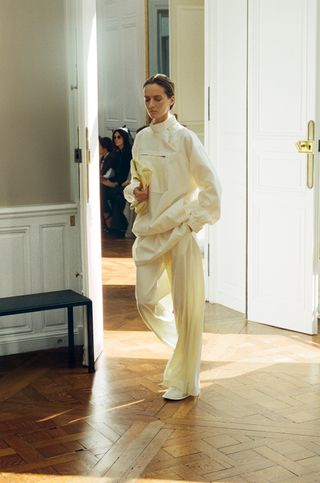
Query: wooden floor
1 233 320 482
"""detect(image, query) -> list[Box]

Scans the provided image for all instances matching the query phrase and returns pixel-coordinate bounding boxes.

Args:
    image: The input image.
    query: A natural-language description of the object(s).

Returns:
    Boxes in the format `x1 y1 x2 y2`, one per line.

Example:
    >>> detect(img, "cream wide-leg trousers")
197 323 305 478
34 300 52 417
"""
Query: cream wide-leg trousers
135 231 205 396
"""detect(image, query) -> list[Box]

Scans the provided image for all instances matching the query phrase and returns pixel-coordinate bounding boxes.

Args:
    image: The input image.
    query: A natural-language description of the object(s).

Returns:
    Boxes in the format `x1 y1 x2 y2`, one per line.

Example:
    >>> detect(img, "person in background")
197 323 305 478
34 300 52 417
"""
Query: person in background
99 136 115 230
124 74 221 400
102 127 132 237
99 136 114 176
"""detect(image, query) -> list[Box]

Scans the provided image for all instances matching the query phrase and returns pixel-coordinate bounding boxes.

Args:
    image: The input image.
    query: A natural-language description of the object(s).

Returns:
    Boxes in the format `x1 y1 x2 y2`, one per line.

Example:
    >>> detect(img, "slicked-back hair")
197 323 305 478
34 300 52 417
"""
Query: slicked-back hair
143 74 175 109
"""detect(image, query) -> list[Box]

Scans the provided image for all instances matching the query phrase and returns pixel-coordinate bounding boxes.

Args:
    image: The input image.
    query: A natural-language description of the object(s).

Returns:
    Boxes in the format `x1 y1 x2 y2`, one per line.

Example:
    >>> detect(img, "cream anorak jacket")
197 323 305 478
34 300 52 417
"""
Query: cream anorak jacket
124 113 221 265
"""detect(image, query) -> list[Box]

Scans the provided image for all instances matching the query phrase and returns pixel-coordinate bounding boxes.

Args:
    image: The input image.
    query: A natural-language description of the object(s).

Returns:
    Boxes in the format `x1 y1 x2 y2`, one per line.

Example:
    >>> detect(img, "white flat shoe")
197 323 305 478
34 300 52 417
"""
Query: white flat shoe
162 387 190 400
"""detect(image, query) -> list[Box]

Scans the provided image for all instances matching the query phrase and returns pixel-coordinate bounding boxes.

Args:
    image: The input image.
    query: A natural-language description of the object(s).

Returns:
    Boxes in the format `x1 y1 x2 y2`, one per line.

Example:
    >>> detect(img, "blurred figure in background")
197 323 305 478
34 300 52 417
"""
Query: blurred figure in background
101 127 132 237
99 136 115 230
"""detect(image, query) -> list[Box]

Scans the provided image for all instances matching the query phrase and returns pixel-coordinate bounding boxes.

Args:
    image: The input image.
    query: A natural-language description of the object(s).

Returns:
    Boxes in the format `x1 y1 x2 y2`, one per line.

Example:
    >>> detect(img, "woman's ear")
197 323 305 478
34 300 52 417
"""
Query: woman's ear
170 96 175 110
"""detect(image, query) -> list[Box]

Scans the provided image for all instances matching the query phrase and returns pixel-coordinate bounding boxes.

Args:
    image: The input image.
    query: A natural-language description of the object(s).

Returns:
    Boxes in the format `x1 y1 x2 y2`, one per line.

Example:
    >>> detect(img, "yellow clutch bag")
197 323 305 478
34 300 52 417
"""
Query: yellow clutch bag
130 159 152 215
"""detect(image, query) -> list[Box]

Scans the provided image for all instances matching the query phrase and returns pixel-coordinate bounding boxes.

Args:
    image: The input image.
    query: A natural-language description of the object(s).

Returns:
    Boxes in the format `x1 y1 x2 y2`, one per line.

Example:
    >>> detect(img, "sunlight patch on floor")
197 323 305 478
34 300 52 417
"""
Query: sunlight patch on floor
103 329 320 371
102 257 136 286
0 475 113 482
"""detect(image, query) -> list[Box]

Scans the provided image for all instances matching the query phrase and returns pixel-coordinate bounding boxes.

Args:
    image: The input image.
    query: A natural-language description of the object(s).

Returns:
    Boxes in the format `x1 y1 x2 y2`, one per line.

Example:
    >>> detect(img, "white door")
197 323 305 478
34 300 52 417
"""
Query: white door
70 0 104 363
205 0 247 313
206 0 319 334
248 0 319 334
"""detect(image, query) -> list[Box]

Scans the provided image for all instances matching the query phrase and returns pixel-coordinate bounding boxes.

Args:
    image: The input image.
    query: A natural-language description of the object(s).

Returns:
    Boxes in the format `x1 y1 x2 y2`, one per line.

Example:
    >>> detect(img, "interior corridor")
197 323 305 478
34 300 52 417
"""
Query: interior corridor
1 233 320 481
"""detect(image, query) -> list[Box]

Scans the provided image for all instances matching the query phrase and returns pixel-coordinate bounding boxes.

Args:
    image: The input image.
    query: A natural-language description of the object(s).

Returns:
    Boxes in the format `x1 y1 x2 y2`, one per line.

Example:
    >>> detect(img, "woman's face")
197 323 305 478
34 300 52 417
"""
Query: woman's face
144 84 174 124
113 131 124 150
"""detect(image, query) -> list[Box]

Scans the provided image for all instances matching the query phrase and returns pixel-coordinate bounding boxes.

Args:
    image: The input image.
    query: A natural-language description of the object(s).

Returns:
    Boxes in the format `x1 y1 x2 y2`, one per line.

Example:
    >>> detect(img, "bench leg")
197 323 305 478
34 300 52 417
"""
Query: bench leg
86 302 95 373
67 306 75 367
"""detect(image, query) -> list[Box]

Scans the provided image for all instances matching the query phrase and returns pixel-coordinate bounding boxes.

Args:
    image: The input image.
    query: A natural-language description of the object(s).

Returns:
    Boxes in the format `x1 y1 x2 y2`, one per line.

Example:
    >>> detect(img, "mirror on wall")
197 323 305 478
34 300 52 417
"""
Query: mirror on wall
147 0 169 76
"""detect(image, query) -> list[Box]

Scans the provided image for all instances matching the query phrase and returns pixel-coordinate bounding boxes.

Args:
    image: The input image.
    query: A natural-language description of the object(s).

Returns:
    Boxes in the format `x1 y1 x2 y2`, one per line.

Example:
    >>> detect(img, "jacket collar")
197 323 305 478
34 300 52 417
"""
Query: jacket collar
149 112 178 133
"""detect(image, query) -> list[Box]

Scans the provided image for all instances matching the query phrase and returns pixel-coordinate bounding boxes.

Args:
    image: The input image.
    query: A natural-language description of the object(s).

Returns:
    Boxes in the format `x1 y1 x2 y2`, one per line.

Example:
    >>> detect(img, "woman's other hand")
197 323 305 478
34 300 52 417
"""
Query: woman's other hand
134 186 149 202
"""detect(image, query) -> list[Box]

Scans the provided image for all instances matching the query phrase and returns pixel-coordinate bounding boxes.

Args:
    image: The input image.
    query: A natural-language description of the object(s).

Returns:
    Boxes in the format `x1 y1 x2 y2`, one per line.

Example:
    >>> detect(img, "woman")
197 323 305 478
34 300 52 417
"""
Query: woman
124 74 221 400
103 128 132 237
99 136 114 178
99 136 114 229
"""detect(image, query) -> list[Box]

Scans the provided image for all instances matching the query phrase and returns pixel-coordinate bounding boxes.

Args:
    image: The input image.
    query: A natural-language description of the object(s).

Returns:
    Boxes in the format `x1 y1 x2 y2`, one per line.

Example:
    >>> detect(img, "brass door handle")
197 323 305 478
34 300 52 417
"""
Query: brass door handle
296 120 315 189
296 140 313 153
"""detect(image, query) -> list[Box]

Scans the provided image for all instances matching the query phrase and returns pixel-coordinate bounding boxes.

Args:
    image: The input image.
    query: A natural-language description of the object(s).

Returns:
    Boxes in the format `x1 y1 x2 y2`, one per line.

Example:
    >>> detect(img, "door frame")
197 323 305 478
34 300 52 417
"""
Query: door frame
67 0 104 364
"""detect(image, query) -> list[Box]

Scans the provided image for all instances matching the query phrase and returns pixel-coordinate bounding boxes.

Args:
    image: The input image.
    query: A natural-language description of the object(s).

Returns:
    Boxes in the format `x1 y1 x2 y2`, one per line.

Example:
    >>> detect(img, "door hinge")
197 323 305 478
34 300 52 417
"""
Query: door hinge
74 148 82 163
70 215 76 226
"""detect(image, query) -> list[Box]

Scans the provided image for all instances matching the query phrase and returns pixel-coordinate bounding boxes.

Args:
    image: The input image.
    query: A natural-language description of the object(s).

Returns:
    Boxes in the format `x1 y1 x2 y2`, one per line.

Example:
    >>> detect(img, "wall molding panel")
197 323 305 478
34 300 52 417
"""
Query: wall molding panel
0 203 83 356
170 0 204 141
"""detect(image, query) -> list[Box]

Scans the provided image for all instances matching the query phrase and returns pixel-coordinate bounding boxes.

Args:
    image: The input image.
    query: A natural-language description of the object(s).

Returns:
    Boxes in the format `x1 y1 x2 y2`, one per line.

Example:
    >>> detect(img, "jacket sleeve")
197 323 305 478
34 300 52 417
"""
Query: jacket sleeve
123 138 140 203
123 177 140 203
185 131 221 233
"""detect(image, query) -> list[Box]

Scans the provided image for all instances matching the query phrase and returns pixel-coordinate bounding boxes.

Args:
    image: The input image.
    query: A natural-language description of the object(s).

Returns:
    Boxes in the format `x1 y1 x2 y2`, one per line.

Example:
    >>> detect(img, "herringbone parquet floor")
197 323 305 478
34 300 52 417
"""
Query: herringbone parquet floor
1 232 320 482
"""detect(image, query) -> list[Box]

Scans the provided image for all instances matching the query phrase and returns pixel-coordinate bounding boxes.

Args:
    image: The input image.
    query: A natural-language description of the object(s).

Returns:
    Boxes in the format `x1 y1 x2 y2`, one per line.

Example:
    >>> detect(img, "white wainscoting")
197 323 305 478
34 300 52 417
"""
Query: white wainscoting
0 203 83 356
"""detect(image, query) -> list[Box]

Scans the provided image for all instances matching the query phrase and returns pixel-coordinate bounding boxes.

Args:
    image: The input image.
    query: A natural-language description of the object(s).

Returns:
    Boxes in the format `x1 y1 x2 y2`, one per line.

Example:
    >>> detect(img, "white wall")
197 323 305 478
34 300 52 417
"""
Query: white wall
97 0 147 137
170 0 204 141
0 0 72 206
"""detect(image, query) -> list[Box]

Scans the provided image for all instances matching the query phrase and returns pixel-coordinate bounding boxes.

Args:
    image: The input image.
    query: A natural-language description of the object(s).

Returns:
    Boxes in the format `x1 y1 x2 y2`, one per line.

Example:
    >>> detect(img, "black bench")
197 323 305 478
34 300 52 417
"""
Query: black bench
0 289 95 373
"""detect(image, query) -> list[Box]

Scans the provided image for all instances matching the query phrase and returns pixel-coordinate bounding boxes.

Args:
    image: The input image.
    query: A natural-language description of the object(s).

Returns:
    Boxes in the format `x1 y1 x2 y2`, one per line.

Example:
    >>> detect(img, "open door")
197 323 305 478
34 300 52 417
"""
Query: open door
247 0 319 334
205 0 247 313
69 0 104 363
206 0 319 334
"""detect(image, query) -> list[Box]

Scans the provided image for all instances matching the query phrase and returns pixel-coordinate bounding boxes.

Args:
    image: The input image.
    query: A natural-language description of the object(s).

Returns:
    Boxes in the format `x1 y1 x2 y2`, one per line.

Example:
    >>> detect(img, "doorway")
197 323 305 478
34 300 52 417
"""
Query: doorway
74 0 320 364
96 0 207 308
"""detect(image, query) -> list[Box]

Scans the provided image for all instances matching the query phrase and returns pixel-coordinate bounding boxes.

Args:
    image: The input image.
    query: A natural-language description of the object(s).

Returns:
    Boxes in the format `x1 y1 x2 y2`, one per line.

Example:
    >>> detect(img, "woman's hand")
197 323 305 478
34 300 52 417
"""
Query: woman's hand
100 178 118 188
134 185 149 202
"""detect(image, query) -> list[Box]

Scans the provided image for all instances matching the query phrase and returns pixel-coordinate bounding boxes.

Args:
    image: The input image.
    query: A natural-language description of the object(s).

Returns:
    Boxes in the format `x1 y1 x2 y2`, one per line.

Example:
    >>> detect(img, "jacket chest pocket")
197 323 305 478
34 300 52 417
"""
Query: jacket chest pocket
139 153 169 193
